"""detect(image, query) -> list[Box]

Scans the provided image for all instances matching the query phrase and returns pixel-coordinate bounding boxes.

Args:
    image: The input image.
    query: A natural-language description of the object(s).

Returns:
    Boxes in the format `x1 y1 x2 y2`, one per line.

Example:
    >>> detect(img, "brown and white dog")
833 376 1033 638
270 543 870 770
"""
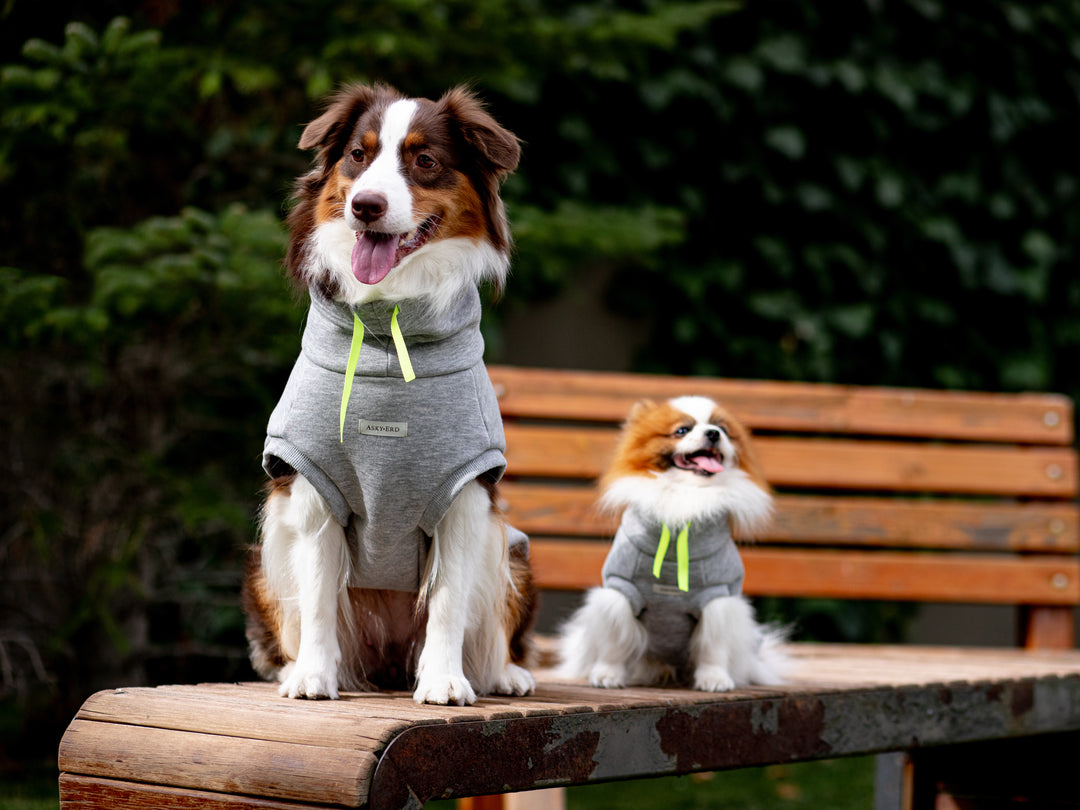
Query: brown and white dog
558 397 786 690
243 84 535 705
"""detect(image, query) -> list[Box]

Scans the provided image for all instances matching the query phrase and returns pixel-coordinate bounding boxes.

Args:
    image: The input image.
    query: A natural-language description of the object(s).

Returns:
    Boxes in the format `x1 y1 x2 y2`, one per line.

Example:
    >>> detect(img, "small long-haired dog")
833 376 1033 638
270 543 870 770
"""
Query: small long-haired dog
243 83 536 705
558 396 786 691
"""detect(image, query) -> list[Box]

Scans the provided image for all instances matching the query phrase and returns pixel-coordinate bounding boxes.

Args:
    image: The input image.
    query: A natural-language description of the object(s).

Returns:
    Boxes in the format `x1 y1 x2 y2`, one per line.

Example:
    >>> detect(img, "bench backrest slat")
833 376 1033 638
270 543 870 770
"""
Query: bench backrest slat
499 483 1079 553
504 425 1078 497
527 542 1080 605
492 366 1074 445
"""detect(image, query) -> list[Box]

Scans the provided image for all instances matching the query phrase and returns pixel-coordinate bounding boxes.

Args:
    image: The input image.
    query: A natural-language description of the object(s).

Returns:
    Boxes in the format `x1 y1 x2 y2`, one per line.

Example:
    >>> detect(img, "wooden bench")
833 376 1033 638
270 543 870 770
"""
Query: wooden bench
58 365 1080 809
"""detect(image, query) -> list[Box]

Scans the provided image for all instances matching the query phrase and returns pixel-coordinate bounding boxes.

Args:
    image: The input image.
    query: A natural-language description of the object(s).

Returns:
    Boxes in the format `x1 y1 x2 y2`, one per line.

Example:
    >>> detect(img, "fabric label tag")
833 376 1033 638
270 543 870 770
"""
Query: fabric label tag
359 419 408 437
652 584 684 596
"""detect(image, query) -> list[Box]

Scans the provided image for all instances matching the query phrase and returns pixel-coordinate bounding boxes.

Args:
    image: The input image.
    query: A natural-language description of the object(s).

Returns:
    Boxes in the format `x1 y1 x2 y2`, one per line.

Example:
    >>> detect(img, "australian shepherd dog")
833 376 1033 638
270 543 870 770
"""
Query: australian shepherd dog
243 84 535 705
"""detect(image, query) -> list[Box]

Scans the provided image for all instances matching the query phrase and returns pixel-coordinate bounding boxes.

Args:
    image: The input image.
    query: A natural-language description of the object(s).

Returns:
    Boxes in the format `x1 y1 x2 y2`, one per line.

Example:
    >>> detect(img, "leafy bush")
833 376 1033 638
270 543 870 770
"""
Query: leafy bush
0 205 290 735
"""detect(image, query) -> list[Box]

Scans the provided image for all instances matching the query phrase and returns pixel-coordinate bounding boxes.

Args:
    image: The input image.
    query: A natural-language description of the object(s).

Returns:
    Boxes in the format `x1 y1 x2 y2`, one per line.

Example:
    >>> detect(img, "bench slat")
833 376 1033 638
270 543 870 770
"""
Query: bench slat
503 425 1079 497
500 484 1080 553
529 539 1080 605
74 685 404 750
58 719 374 806
490 365 1075 445
59 774 309 810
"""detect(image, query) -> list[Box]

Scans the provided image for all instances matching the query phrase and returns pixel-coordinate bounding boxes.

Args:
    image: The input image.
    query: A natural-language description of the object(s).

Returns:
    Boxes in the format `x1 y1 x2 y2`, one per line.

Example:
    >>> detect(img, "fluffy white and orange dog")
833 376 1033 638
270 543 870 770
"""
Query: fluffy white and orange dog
558 397 785 691
243 84 535 705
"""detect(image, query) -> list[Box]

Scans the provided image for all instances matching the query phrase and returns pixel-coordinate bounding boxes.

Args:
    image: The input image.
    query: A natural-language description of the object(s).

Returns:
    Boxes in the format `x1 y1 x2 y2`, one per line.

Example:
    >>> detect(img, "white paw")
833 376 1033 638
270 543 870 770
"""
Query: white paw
279 660 339 699
588 662 629 689
414 672 476 705
496 663 535 696
694 665 735 692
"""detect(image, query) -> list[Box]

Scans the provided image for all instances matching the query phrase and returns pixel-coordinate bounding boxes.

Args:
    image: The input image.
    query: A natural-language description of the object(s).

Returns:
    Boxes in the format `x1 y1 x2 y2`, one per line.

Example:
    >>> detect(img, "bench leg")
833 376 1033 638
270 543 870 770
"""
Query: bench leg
457 787 566 810
1020 605 1076 650
875 752 937 810
874 752 906 810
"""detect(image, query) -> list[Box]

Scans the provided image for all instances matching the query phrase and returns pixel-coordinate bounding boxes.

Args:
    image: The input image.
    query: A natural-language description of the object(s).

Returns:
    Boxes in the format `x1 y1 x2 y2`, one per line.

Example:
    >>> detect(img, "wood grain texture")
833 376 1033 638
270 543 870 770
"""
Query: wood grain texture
368 645 1080 806
58 646 1080 808
499 484 1080 552
74 683 404 749
502 425 1079 497
489 365 1075 445
59 719 375 806
59 774 313 810
528 539 1080 604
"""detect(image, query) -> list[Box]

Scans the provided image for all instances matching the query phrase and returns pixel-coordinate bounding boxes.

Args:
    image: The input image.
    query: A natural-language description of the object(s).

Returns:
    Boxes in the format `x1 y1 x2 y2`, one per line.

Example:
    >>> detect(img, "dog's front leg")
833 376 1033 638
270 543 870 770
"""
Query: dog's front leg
691 595 787 690
577 587 648 688
413 480 490 705
273 476 347 699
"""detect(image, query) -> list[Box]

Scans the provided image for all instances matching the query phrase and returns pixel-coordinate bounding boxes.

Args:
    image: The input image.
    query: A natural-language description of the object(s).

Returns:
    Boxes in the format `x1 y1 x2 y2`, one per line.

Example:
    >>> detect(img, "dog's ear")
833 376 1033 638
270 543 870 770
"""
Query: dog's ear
299 84 376 150
299 83 399 167
438 86 521 177
719 408 771 492
625 399 657 425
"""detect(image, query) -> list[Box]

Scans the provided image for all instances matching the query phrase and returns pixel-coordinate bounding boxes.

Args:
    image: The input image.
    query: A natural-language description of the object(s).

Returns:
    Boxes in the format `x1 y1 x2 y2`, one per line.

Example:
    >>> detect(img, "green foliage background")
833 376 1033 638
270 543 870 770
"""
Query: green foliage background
2 0 1079 766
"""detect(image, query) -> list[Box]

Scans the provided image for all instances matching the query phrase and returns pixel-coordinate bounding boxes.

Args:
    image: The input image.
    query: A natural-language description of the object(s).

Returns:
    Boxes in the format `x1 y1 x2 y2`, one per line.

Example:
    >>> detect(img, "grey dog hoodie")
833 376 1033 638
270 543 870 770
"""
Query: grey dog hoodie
263 284 512 592
601 506 744 667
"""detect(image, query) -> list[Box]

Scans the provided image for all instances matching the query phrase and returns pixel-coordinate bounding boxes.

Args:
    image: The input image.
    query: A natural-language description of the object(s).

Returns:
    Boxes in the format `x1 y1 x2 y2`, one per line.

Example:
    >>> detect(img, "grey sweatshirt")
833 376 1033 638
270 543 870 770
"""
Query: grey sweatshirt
601 506 744 665
263 285 509 592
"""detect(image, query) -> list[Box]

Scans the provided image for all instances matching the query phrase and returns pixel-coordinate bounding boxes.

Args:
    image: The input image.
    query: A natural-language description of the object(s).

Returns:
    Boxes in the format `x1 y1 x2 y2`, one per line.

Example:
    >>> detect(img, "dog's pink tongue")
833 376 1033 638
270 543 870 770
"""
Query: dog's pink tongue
352 233 397 285
695 456 724 474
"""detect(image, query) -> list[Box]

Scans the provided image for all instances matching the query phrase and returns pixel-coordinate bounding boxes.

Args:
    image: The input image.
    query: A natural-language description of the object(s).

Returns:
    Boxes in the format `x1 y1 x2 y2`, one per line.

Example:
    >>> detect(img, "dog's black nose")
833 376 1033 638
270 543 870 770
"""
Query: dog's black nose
705 428 721 444
352 191 388 223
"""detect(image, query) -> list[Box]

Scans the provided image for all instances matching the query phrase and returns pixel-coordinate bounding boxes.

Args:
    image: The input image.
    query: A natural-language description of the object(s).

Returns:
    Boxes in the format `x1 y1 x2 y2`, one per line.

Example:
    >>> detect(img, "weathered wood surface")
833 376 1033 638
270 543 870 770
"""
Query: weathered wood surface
528 542 1080 605
57 775 309 810
502 424 1079 497
500 484 1080 553
488 366 1075 445
58 645 1080 809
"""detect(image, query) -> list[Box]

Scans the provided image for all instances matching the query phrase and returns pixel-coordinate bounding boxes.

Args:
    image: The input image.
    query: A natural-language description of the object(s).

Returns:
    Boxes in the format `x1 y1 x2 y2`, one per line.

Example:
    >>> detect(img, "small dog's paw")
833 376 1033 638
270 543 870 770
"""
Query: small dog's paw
693 665 735 692
279 662 339 700
496 663 535 696
414 672 476 706
588 663 629 689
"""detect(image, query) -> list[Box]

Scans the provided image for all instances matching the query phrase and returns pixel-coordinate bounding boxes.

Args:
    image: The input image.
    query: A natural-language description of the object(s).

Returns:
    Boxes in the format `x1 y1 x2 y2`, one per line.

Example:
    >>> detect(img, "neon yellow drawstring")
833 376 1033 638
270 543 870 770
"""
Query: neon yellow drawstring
339 307 415 443
653 522 691 592
340 313 365 443
676 523 690 592
653 524 671 579
389 305 416 382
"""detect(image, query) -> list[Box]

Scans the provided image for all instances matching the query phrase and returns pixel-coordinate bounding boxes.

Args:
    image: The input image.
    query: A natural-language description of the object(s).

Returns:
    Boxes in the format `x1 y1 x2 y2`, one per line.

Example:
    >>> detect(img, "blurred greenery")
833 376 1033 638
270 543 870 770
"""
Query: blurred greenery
430 756 876 810
3 0 1080 782
564 756 875 810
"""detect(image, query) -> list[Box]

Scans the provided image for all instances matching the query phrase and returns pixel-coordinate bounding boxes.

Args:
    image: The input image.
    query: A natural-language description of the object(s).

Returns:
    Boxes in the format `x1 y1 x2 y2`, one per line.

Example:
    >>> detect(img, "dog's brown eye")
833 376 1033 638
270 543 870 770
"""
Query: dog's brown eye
673 426 691 437
350 149 365 163
416 153 437 169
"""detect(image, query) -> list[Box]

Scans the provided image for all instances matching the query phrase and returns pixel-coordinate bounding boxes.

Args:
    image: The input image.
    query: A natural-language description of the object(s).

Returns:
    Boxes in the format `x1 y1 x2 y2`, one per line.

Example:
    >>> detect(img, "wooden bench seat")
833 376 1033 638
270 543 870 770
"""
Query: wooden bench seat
58 365 1080 809
58 645 1080 808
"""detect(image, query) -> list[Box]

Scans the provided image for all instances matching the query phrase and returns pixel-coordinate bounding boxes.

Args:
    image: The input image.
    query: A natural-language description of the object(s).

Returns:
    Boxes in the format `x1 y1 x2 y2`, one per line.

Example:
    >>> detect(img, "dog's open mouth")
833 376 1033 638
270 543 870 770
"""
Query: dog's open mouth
673 449 725 476
351 216 442 285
